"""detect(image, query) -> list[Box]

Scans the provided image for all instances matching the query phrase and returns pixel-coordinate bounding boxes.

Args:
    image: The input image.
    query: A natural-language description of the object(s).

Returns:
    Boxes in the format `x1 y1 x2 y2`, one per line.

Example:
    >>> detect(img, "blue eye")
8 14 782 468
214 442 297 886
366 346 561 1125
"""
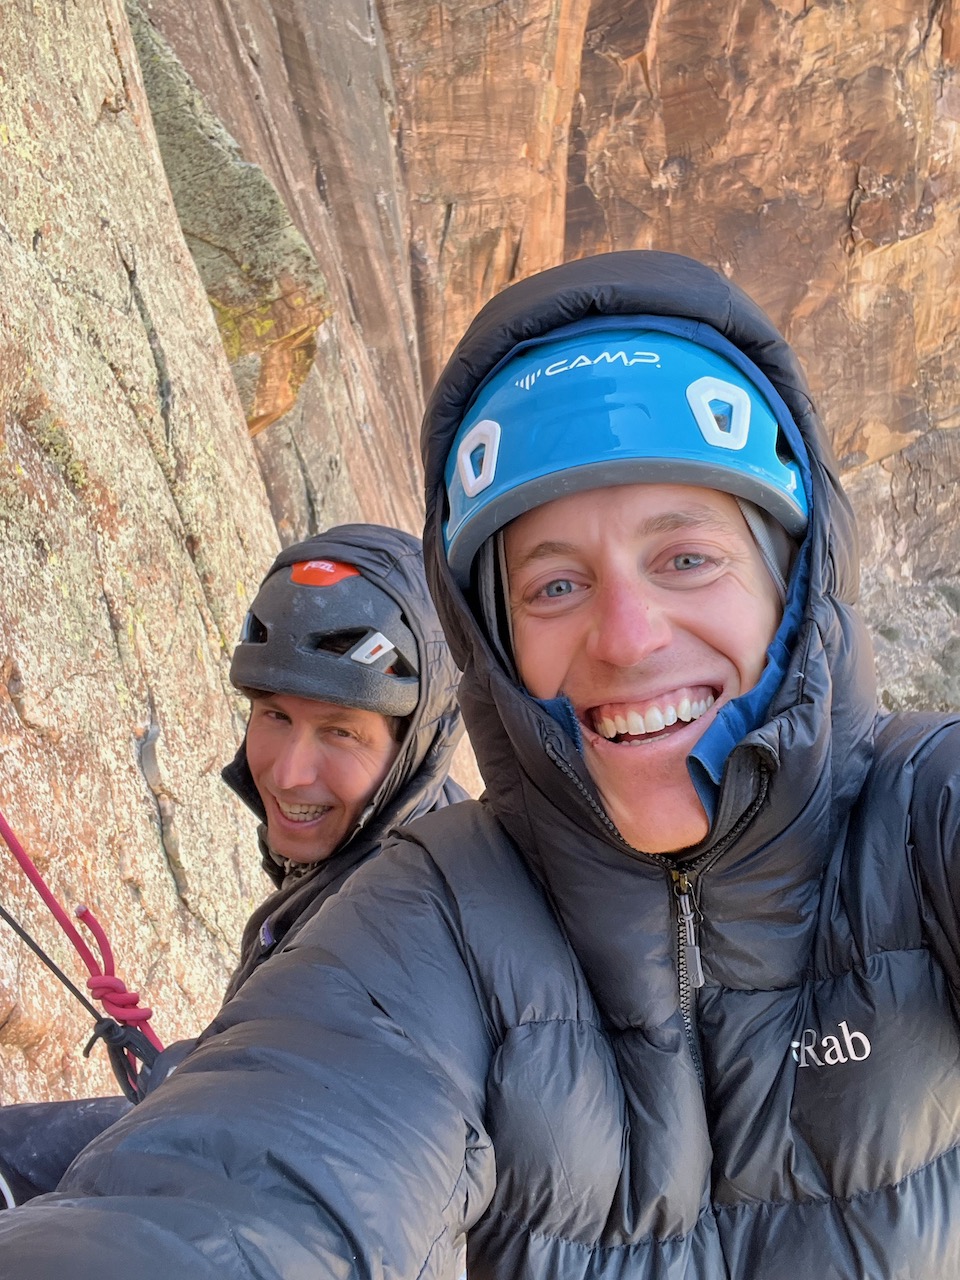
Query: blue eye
673 553 707 571
542 579 573 598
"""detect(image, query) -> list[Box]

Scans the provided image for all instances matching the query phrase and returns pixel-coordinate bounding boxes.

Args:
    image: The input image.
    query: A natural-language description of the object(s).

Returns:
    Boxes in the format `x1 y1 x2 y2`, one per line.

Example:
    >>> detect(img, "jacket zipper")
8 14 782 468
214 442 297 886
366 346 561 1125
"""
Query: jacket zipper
543 736 770 1091
672 868 705 1086
673 869 704 988
543 739 709 1080
657 776 770 1087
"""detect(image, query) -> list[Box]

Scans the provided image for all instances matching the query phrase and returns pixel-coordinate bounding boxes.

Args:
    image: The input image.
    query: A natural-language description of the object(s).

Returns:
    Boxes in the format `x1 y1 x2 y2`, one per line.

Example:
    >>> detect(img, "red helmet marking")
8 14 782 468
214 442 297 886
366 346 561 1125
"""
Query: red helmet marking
290 559 361 587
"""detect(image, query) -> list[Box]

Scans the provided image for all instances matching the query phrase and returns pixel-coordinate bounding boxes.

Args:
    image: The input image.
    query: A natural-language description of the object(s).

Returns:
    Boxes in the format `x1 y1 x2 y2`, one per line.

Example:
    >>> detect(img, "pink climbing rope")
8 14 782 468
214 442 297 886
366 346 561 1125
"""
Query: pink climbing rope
0 805 163 1052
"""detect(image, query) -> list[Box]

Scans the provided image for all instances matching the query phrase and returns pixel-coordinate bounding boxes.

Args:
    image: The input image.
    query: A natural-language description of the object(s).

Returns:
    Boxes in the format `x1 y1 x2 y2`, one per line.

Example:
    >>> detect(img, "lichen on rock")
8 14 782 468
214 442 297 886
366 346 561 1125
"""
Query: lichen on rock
127 0 332 435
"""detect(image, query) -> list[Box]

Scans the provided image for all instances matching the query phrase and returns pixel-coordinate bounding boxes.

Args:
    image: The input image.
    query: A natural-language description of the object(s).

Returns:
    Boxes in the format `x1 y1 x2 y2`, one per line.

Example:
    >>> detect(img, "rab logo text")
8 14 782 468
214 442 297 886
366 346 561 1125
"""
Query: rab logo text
791 1020 872 1067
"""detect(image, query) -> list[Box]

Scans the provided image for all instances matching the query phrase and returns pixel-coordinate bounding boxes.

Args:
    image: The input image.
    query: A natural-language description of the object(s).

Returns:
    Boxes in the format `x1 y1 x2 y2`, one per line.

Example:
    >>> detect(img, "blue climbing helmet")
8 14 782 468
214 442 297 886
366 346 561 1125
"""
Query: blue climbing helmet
442 317 810 588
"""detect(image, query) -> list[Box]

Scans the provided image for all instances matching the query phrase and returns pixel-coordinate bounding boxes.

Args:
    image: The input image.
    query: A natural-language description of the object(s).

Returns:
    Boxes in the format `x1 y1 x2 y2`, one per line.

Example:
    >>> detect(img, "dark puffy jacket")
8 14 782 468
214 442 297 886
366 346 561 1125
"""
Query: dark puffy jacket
217 523 468 1003
3 253 960 1280
0 523 467 1202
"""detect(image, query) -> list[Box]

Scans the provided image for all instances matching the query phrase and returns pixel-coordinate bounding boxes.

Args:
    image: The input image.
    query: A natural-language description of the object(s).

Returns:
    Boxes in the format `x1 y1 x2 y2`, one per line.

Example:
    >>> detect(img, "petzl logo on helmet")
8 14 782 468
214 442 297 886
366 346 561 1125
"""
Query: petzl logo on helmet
291 560 361 587
456 419 501 498
686 376 751 450
349 632 398 667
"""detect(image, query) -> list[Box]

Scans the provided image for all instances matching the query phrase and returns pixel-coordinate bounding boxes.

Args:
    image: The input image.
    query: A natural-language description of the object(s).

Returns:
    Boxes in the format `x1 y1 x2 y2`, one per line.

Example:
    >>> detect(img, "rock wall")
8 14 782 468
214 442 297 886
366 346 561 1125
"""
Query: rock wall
135 0 426 542
563 0 960 711
0 2 279 1100
147 0 959 712
1 0 958 1101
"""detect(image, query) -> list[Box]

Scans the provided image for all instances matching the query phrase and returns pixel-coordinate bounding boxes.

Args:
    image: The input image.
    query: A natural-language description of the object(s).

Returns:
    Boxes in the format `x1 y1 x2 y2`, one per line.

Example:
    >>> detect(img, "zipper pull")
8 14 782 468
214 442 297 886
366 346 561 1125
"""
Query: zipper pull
673 870 704 989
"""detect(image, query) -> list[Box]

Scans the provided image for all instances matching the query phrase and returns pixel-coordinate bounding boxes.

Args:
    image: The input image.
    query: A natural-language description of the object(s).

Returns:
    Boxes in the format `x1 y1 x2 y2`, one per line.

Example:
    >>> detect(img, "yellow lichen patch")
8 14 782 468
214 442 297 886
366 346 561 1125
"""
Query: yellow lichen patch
28 409 89 491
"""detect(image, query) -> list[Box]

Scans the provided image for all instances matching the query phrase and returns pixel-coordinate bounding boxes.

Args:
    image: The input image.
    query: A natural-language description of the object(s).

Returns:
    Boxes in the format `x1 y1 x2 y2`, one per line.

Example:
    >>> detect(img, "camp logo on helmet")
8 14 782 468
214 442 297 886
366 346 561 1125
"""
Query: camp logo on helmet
512 348 663 389
290 560 360 587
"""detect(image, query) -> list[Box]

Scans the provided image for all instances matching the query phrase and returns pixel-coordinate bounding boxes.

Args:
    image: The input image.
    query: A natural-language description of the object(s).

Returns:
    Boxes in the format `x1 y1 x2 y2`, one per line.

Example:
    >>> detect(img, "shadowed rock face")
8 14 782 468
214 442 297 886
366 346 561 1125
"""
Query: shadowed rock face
134 0 426 540
1 0 957 1100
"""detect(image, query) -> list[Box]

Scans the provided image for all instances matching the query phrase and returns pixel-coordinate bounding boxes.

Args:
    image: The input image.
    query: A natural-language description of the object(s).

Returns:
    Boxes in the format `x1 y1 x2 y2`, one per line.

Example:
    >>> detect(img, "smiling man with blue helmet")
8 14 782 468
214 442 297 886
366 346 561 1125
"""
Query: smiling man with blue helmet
442 315 812 855
1 252 959 1280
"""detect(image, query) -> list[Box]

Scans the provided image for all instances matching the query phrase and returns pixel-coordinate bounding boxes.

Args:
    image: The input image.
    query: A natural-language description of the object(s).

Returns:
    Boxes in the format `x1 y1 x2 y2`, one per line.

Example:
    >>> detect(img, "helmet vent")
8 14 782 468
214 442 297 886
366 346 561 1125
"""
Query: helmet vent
310 629 366 656
709 398 733 434
239 611 268 644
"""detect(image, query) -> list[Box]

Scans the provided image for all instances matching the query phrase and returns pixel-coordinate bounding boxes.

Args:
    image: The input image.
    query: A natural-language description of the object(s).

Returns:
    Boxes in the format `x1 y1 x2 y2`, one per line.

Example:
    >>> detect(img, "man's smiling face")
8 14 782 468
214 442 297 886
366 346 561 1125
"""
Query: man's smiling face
504 482 782 854
245 693 401 863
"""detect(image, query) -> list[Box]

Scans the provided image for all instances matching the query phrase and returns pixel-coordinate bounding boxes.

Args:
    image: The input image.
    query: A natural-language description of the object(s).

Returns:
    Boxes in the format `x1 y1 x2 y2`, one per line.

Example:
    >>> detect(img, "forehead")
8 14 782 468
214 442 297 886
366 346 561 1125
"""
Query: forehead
504 482 748 561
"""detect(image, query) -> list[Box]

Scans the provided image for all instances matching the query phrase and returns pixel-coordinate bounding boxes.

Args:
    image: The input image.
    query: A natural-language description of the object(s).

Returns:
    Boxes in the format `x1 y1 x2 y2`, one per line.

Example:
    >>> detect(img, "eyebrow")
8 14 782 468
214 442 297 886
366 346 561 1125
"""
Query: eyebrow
509 506 736 571
256 695 364 724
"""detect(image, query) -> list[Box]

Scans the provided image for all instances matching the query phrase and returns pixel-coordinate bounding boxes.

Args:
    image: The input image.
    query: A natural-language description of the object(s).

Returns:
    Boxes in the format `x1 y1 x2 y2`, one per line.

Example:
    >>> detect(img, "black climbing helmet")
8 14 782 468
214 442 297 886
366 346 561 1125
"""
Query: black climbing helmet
230 555 420 718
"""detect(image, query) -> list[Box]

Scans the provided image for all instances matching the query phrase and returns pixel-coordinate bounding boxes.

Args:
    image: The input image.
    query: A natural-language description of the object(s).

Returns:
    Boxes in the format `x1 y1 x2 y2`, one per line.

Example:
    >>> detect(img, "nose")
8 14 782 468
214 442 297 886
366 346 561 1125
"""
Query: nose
585 574 672 668
270 727 321 792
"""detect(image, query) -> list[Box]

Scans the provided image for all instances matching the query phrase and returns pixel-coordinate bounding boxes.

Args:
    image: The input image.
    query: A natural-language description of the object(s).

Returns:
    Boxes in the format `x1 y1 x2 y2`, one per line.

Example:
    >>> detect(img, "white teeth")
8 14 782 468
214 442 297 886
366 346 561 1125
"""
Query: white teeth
277 801 328 822
593 693 716 741
643 706 665 733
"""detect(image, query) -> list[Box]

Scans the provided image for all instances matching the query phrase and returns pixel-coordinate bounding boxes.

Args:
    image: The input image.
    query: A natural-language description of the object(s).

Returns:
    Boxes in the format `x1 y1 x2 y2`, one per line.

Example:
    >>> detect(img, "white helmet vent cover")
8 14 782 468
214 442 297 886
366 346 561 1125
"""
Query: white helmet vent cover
685 376 751 450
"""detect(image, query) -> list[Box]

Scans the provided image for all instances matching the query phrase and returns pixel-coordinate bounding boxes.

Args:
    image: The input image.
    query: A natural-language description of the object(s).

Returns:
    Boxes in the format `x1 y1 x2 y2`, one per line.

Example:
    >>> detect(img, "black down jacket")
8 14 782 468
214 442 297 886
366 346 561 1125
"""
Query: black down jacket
0 523 467 1203
217 523 468 1003
3 253 960 1280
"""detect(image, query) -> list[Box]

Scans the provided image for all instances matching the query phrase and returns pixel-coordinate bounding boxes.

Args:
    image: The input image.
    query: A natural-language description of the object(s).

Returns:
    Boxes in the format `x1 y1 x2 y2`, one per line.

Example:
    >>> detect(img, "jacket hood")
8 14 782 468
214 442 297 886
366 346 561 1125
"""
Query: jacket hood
222 523 464 882
420 251 877 873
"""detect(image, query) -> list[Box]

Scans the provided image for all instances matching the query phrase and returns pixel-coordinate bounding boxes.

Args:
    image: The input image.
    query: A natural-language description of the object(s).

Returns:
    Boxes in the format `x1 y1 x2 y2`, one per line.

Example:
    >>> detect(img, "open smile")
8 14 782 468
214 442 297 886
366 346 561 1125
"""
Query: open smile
273 798 333 825
584 685 719 745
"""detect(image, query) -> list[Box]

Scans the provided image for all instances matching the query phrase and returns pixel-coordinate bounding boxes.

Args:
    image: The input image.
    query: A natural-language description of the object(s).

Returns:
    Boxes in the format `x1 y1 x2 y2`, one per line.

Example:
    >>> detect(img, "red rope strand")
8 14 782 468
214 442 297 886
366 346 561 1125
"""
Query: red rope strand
0 807 163 1052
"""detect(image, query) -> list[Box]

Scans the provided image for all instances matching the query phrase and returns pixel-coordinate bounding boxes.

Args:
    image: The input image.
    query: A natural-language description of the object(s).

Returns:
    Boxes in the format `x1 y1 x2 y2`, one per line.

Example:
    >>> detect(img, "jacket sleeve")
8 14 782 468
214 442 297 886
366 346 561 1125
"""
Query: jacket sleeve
907 720 960 995
0 836 496 1279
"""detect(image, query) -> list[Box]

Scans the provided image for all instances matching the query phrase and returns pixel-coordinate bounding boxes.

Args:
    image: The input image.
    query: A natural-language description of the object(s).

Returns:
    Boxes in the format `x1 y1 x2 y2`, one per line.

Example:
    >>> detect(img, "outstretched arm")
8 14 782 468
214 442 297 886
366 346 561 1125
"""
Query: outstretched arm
0 837 496 1279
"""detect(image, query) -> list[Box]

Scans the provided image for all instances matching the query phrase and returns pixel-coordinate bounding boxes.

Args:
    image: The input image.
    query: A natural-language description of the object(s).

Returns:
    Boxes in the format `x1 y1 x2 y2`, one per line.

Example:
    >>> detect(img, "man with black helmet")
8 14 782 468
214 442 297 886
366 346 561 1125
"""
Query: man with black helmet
217 523 465 1002
4 251 960 1280
0 523 465 1204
